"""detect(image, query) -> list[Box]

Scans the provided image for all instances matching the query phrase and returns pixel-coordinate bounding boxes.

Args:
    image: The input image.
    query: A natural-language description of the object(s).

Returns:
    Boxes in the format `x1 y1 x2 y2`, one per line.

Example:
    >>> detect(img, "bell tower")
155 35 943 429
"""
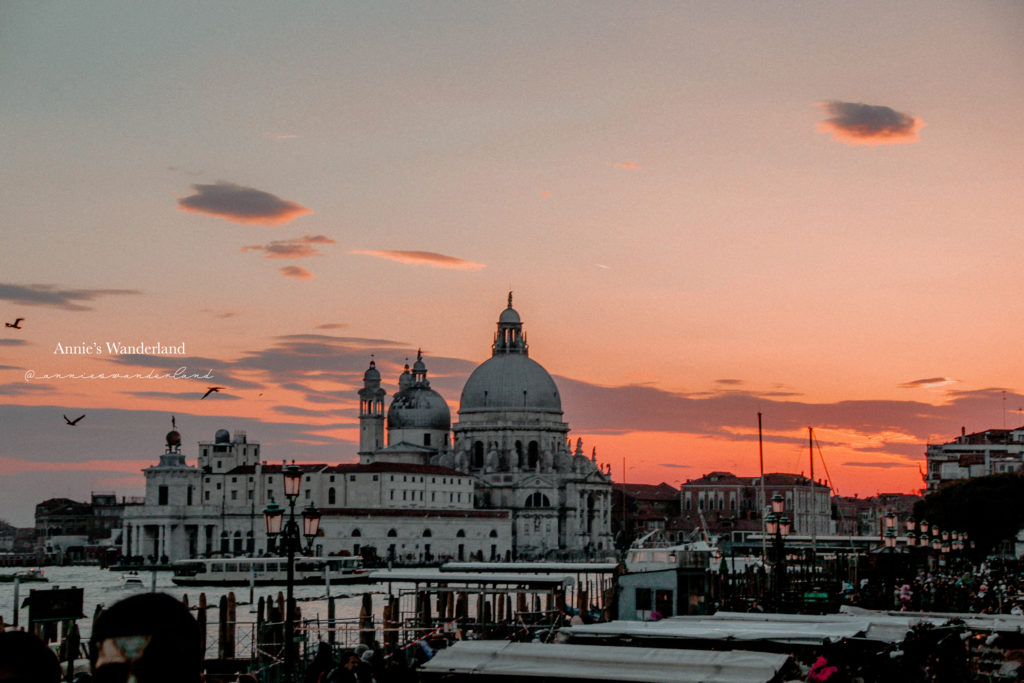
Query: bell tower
358 359 386 455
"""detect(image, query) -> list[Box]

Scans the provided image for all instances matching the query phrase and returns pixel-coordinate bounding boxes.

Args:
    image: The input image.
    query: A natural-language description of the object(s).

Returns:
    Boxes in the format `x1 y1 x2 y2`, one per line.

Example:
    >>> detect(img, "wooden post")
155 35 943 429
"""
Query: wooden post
359 593 374 648
197 594 207 658
225 592 236 659
327 596 336 645
217 596 227 659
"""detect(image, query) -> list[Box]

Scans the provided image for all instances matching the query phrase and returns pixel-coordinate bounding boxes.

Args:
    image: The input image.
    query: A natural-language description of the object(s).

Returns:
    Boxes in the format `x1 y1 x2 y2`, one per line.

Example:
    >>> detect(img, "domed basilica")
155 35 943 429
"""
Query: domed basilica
359 294 614 558
122 296 612 563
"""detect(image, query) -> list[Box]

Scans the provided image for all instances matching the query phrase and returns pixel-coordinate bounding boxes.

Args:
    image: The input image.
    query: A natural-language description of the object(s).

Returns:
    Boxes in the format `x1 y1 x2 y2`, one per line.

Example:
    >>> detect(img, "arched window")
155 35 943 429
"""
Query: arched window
456 529 466 538
524 491 550 508
351 528 361 537
489 529 498 538
472 441 484 468
422 529 432 537
387 528 397 537
233 530 242 554
528 441 539 468
328 487 336 505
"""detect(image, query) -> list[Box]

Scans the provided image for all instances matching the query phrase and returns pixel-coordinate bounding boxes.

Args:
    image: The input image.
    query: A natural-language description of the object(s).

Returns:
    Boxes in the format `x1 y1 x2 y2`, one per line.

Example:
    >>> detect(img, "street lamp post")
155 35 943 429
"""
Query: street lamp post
765 493 791 609
264 462 321 683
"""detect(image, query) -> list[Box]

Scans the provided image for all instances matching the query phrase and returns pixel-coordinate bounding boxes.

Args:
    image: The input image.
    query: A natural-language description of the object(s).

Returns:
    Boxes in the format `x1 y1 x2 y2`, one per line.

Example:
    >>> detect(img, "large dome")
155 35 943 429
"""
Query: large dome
459 354 562 413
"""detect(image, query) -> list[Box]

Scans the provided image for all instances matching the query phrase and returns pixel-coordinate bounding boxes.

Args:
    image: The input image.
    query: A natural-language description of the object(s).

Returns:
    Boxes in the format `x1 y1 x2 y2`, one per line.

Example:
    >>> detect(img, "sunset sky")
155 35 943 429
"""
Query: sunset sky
2 2 1023 526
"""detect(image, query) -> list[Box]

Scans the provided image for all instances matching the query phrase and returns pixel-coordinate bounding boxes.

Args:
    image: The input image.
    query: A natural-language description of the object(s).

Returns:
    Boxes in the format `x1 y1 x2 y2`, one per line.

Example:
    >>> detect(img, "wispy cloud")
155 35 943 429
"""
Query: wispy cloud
817 101 924 146
242 235 336 259
281 266 314 280
350 250 485 271
615 161 643 170
315 323 349 330
0 283 140 311
177 181 312 225
899 377 958 389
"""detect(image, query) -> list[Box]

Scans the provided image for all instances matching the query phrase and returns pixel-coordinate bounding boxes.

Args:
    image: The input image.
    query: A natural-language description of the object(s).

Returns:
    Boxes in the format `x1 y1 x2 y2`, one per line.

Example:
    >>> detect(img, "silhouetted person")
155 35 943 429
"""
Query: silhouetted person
0 630 62 683
89 593 202 683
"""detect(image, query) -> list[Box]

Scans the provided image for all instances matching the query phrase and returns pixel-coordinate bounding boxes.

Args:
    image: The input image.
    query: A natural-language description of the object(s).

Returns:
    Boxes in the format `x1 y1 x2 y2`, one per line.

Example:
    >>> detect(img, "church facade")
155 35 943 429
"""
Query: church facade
122 297 613 563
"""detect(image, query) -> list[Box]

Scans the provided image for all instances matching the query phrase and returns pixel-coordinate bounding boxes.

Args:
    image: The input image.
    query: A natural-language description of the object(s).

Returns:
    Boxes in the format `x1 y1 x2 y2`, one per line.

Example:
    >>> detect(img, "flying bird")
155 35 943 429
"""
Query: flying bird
201 386 224 400
5 318 24 329
64 414 85 426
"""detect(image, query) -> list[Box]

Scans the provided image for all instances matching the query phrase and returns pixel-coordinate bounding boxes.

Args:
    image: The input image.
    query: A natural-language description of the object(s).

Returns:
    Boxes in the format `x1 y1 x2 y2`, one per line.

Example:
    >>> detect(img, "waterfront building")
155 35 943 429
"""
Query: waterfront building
678 472 833 537
924 426 1024 491
122 296 612 563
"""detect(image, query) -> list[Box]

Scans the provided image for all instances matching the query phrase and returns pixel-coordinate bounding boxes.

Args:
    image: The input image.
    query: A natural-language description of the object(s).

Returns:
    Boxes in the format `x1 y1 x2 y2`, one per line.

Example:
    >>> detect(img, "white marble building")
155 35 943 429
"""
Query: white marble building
122 296 612 563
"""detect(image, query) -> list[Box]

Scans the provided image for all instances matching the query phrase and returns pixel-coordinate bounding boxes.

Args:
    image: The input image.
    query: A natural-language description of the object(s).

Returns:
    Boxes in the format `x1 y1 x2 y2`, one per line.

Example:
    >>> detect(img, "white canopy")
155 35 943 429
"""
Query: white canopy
420 641 791 682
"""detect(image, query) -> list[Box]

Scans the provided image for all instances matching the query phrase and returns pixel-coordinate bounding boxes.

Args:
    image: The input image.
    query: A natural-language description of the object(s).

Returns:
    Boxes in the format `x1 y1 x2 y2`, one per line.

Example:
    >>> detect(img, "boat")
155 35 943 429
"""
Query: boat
170 556 369 587
121 570 145 587
0 568 48 583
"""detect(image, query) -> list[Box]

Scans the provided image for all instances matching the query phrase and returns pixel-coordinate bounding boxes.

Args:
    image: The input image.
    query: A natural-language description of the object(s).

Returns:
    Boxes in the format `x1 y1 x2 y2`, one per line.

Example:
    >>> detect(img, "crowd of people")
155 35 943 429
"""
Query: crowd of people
846 558 1024 614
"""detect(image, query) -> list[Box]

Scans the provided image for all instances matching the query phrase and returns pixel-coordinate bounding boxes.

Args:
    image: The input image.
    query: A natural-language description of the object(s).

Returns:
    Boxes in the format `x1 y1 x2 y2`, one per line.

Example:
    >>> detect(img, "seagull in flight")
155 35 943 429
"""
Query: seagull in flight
64 414 85 426
201 386 224 400
5 318 24 329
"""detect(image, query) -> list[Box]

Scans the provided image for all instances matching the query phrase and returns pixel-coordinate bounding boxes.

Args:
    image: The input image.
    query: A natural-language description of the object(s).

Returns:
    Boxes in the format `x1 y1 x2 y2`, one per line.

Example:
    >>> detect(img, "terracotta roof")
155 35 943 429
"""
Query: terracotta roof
226 462 466 476
682 472 751 486
319 508 509 519
612 482 679 500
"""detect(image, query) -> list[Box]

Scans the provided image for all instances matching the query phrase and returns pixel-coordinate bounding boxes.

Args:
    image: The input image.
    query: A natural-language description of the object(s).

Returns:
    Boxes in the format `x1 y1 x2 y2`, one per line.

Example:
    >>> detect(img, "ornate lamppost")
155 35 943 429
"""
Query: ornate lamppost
263 462 321 683
765 492 791 609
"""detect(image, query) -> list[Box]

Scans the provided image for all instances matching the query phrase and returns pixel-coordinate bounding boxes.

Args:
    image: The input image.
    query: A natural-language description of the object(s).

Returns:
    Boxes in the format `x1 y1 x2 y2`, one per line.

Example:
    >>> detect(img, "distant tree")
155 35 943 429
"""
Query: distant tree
913 473 1024 558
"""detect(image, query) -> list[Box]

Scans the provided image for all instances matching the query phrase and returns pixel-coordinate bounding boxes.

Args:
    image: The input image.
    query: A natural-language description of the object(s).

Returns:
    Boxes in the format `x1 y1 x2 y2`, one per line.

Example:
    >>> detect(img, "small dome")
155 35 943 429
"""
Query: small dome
499 306 521 325
166 430 181 447
214 428 230 444
387 385 451 430
363 360 380 382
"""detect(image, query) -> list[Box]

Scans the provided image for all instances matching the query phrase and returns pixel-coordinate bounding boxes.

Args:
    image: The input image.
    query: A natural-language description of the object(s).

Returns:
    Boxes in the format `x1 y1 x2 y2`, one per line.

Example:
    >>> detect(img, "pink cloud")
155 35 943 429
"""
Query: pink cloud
817 101 924 146
280 266 314 280
616 161 643 170
242 235 336 259
177 181 312 225
350 250 485 271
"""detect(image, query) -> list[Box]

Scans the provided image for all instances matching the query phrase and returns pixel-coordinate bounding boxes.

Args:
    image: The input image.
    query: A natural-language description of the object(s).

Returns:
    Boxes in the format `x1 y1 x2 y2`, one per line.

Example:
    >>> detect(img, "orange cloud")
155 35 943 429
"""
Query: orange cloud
350 250 485 271
242 235 336 259
281 266 313 280
616 161 643 170
177 181 312 225
817 101 924 146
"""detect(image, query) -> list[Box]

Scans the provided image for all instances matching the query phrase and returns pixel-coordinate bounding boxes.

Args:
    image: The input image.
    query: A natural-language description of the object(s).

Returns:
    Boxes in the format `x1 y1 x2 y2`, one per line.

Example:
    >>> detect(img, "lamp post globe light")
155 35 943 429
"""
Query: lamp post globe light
766 493 791 609
263 461 321 682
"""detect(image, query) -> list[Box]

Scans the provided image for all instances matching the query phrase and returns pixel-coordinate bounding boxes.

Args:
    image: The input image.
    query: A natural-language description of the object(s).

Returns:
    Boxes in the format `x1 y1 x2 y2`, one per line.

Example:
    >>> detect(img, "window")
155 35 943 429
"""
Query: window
350 475 356 482
217 461 222 469
267 489 272 499
456 529 465 538
390 491 394 500
422 529 432 537
524 492 551 508
231 477 237 483
373 474 379 481
352 529 361 537
187 487 193 506
205 491 210 501
387 529 397 537
248 491 254 501
158 486 169 506
231 490 237 501
424 433 431 446
304 490 311 500
328 488 336 505
329 475 335 482
216 483 222 490
489 529 498 537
